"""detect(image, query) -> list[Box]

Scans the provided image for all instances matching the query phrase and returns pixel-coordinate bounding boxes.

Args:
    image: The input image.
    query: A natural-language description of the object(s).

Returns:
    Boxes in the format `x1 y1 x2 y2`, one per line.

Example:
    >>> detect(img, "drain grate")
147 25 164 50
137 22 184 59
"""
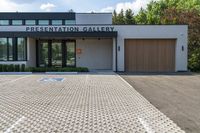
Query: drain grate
39 78 64 82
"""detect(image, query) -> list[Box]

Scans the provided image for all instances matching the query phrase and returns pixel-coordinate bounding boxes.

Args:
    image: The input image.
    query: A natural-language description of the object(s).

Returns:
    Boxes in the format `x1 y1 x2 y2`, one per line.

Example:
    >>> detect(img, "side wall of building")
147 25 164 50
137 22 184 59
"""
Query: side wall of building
115 25 188 72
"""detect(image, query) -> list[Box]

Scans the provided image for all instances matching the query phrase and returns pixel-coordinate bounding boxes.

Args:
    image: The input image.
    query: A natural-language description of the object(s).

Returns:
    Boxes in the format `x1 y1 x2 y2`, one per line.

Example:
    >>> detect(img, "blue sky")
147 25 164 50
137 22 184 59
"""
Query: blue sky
0 0 154 13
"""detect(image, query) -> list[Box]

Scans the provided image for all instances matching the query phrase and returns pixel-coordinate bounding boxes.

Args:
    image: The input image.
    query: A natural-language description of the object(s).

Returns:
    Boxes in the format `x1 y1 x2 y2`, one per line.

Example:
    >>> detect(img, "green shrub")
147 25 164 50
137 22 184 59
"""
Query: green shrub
7 64 15 72
188 48 200 72
14 64 20 72
0 64 2 72
21 64 26 72
2 65 8 72
0 64 89 72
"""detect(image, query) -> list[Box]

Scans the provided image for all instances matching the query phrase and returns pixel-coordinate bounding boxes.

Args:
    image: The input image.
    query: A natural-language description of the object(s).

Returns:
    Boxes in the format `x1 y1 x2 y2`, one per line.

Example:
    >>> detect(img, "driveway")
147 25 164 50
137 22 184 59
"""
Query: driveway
0 73 184 132
121 73 200 133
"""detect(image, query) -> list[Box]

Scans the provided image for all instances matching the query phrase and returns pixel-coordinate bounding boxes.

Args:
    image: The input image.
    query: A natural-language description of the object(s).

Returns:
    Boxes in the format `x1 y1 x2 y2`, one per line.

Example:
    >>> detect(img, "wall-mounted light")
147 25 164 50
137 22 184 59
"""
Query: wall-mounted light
182 46 184 51
118 46 120 51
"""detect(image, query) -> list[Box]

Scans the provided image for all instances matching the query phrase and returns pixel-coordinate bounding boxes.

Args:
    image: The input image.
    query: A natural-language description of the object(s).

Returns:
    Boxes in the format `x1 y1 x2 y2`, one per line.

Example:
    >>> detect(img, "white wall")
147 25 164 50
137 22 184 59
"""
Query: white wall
26 38 36 67
114 25 188 72
76 38 113 70
76 13 112 24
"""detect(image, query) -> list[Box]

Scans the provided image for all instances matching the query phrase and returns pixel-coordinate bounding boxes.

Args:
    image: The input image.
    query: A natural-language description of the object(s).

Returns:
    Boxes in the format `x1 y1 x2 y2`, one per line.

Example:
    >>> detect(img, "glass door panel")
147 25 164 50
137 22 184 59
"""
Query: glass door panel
52 41 62 67
38 41 48 67
66 41 75 66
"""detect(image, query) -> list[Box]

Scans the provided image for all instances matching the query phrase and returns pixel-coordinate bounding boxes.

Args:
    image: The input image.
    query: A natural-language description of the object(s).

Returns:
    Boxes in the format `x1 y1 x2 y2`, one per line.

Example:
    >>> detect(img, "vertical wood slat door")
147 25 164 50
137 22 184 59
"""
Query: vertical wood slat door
125 39 176 72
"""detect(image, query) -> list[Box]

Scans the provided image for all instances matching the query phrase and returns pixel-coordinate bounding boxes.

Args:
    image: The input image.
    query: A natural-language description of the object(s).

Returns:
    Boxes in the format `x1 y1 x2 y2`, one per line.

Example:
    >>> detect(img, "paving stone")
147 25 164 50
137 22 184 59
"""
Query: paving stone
0 74 184 132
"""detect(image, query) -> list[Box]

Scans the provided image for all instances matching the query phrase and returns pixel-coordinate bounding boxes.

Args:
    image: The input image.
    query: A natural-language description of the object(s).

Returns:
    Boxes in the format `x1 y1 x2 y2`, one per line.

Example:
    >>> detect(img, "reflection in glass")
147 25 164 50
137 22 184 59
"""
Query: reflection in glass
52 41 62 67
38 41 48 67
66 42 75 66
17 38 26 61
0 38 7 61
8 38 13 60
12 20 23 25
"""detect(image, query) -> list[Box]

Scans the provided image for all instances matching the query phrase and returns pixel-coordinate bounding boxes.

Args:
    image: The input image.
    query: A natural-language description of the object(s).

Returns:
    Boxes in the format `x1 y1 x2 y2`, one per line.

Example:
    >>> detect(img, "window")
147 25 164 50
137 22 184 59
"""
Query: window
66 41 75 66
25 20 36 25
65 20 76 25
52 20 62 25
8 38 13 61
12 20 23 25
17 38 27 61
0 38 7 61
0 20 9 25
38 20 49 25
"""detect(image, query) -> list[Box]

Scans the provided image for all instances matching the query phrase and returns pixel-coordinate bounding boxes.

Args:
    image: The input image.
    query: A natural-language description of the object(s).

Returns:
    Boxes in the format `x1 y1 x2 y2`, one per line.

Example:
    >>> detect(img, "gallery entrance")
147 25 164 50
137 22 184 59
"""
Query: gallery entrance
37 39 76 67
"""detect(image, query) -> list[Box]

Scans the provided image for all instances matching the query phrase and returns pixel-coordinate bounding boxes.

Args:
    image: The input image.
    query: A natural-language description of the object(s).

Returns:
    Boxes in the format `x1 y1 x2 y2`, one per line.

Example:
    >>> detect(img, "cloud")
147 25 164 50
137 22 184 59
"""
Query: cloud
101 0 157 14
40 3 56 12
100 6 114 13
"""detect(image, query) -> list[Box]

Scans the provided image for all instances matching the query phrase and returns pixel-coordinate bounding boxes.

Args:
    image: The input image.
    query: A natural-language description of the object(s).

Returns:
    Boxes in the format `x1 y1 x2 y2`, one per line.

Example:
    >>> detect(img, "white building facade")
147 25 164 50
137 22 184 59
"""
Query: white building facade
0 12 188 72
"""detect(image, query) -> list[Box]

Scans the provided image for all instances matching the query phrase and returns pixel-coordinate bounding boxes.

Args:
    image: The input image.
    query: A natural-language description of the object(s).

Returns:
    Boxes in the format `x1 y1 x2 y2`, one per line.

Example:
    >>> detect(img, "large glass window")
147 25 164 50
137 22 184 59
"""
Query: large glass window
65 20 76 25
52 41 62 67
12 20 23 25
0 38 7 61
38 41 49 67
0 20 9 25
8 38 13 61
25 20 36 25
52 20 62 25
17 38 27 61
66 41 75 66
38 20 49 25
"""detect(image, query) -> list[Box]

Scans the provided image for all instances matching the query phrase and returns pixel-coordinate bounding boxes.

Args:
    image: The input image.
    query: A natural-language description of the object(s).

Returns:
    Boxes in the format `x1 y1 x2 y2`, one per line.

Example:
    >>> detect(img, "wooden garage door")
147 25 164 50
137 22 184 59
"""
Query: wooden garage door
125 39 176 72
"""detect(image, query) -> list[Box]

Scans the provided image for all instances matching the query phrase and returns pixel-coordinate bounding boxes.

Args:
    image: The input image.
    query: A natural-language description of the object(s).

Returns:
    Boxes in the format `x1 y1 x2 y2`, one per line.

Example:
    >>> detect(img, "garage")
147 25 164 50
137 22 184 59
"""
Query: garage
125 39 176 72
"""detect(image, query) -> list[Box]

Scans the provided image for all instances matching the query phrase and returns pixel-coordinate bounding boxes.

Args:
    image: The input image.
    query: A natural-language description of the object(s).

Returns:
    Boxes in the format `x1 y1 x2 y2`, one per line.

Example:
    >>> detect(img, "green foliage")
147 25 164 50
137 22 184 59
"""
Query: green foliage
27 67 89 72
188 48 200 71
125 9 135 24
14 64 20 72
0 64 89 72
21 64 25 72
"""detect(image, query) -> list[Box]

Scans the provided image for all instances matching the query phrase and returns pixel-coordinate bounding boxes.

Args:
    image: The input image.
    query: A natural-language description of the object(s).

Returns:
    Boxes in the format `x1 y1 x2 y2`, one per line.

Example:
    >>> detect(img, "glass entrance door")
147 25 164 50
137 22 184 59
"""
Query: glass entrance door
38 40 48 67
52 41 62 67
37 40 76 67
66 41 75 66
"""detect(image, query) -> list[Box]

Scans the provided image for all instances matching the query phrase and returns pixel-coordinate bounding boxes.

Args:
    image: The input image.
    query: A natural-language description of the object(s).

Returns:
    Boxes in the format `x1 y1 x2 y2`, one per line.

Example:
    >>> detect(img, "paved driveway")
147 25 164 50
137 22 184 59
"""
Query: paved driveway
121 73 200 133
0 73 184 132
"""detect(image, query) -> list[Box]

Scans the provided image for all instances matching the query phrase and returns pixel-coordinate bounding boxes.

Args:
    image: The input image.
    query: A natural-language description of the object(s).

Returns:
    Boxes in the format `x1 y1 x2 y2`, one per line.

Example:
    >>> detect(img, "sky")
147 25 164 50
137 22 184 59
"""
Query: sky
0 0 154 14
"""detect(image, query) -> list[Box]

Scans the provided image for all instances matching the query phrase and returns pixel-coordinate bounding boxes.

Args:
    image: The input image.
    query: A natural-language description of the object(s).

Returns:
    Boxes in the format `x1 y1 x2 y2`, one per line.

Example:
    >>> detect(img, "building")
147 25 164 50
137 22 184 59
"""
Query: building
0 12 188 72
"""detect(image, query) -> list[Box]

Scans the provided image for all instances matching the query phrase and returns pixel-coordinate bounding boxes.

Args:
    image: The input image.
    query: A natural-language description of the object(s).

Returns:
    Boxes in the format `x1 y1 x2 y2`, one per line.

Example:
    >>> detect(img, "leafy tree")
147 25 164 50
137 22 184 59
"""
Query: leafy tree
117 9 125 24
125 9 135 24
112 10 118 24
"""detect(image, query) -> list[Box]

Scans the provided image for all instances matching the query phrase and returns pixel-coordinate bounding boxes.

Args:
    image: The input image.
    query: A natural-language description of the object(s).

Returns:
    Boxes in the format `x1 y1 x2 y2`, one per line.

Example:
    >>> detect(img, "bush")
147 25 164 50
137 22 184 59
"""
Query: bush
21 64 26 72
14 64 20 72
0 64 2 72
0 64 89 72
188 48 200 72
8 64 15 72
2 65 8 72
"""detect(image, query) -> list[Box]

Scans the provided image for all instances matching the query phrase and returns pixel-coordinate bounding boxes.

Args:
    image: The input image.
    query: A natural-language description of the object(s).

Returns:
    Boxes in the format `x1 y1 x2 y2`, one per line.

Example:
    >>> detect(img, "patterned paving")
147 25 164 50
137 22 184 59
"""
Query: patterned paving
0 73 184 133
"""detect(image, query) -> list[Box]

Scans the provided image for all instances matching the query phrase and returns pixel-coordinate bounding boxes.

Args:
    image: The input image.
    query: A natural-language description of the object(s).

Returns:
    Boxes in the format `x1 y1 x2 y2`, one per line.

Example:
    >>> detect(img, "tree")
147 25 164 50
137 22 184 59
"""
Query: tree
117 9 125 24
125 9 135 24
112 10 118 24
161 8 200 71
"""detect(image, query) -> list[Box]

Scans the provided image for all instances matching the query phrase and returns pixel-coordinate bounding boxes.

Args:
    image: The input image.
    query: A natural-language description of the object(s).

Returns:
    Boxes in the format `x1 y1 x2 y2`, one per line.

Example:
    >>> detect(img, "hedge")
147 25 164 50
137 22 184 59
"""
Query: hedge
0 64 89 72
